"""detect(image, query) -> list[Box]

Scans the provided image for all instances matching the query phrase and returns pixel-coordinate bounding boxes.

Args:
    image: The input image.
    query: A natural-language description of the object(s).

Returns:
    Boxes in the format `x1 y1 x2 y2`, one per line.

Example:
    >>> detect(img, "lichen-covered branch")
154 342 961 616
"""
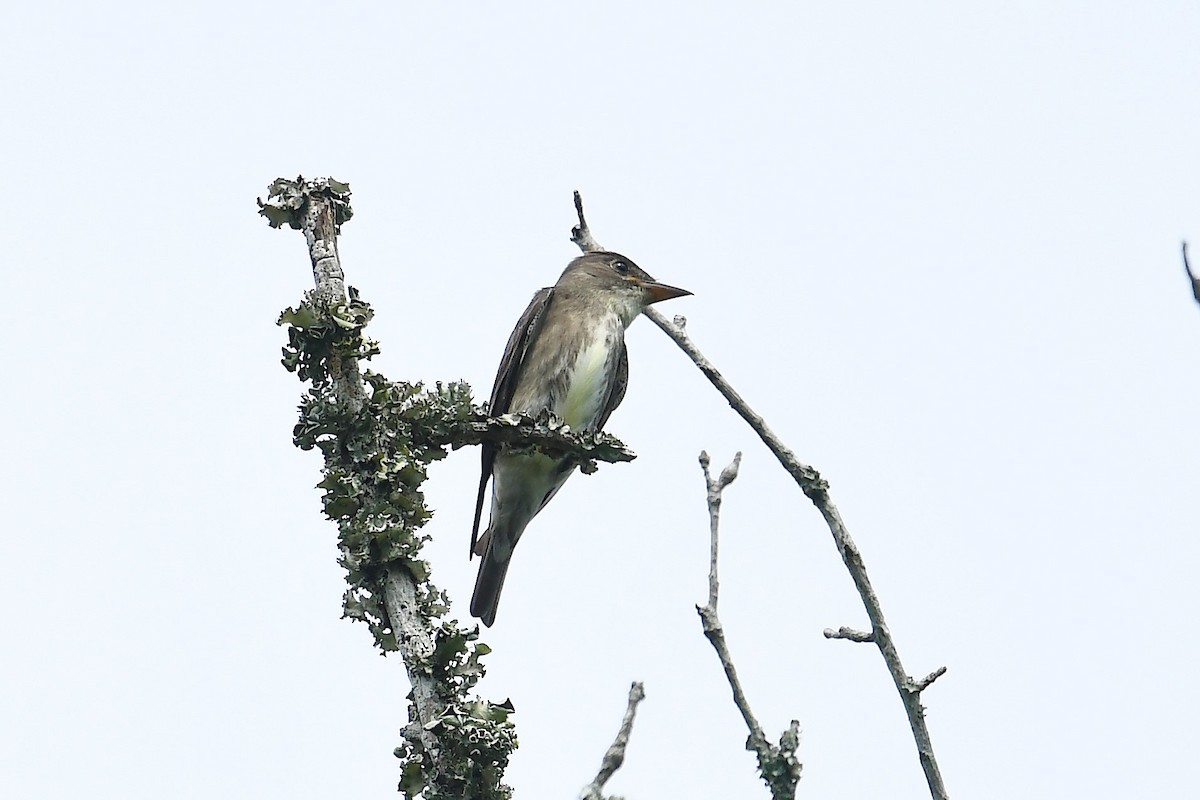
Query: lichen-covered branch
264 178 634 799
697 451 802 800
263 180 643 798
441 411 636 474
579 682 647 800
645 307 950 800
263 176 514 799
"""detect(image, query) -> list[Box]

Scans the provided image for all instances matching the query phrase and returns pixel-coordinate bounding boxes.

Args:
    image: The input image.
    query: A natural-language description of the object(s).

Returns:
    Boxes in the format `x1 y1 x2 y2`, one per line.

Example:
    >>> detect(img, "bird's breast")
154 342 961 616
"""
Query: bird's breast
560 328 617 430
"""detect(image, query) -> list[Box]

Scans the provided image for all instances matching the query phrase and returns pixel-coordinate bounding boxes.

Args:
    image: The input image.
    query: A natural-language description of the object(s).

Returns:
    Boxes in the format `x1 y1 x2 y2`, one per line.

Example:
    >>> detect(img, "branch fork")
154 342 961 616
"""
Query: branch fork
697 451 802 800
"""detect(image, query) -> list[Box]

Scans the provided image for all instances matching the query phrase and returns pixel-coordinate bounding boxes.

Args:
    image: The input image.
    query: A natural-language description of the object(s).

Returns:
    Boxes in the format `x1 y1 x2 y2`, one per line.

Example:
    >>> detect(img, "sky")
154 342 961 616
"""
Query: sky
3 2 1199 798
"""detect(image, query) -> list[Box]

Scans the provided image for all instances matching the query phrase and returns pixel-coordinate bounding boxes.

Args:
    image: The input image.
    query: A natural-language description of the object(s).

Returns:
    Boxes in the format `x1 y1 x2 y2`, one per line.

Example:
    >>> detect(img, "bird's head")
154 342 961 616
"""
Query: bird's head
562 251 692 317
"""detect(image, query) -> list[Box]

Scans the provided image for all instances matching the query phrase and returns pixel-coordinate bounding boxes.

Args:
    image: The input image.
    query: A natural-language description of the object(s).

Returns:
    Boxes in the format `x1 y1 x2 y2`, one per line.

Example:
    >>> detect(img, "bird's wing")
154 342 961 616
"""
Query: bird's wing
595 337 628 432
471 286 556 557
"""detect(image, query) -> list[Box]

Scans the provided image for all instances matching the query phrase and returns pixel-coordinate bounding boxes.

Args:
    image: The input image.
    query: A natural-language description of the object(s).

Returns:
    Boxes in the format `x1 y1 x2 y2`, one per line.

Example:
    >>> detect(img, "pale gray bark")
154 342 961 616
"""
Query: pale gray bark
697 451 801 800
579 682 647 800
645 307 949 800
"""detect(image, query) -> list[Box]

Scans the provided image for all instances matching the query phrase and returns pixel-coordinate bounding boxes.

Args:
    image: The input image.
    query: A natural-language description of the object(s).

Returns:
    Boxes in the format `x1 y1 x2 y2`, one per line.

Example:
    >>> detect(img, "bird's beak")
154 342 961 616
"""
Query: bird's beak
643 281 693 304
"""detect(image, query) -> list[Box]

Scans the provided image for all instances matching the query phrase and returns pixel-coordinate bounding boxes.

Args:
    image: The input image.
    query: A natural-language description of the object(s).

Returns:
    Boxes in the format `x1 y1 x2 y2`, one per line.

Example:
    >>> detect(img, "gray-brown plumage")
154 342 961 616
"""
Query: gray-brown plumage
469 251 690 626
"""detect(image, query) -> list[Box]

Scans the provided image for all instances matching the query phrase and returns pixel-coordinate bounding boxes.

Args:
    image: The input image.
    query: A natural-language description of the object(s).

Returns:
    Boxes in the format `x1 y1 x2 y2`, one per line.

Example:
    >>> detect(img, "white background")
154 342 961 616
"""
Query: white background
4 3 1199 798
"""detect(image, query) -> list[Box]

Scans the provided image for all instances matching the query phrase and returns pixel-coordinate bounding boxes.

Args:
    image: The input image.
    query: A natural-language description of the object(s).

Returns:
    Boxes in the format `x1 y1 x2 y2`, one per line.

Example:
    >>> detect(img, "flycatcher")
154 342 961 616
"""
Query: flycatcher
470 251 691 626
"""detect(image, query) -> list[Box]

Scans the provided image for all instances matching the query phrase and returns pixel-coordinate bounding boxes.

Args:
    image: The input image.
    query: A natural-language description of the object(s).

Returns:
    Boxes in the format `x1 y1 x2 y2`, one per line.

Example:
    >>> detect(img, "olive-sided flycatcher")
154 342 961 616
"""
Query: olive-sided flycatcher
470 251 691 626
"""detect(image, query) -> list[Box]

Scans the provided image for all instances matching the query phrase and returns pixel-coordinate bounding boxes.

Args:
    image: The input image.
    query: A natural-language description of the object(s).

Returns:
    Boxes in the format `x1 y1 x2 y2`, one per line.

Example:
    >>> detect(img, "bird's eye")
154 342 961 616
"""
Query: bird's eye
613 260 630 275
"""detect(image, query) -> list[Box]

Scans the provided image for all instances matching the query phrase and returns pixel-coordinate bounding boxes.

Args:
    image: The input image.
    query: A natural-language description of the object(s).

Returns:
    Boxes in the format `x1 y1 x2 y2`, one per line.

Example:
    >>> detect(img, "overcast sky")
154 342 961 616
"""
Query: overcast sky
4 3 1199 799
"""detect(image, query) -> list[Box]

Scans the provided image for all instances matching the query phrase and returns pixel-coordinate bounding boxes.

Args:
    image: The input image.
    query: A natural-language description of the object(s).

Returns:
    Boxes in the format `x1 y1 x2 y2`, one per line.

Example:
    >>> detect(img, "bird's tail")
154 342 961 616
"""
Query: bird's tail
470 546 511 628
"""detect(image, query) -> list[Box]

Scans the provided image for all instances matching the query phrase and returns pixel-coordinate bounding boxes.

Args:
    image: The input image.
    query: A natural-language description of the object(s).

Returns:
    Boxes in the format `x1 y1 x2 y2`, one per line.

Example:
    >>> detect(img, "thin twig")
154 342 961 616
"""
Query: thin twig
571 190 605 253
700 450 741 610
647 308 949 800
579 682 647 800
1183 241 1200 305
698 451 802 800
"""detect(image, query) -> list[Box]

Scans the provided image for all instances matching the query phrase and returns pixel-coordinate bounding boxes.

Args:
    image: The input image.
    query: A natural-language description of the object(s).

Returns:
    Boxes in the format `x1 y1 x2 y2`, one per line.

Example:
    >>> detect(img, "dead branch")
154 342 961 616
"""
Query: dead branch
697 451 802 800
569 190 950 799
579 682 647 800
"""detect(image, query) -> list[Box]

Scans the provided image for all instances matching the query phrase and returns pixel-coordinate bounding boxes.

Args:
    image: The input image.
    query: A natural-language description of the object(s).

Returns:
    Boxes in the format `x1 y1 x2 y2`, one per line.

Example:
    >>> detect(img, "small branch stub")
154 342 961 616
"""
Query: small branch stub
911 666 949 693
823 626 874 643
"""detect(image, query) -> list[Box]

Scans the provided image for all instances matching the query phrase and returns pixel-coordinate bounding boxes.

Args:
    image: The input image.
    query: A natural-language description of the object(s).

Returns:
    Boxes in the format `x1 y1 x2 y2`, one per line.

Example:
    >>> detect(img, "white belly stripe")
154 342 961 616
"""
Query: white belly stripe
561 333 611 430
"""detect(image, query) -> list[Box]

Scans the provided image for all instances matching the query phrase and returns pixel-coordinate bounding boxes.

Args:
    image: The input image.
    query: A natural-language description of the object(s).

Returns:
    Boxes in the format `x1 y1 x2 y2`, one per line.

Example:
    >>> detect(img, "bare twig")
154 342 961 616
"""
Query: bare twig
700 450 742 610
698 451 802 800
571 190 605 253
579 682 647 800
649 308 949 800
1183 241 1200 305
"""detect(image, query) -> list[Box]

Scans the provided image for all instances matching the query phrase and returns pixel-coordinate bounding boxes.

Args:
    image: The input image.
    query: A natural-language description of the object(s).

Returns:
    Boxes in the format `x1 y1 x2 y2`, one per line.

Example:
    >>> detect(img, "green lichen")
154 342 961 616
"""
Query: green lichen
266 175 633 798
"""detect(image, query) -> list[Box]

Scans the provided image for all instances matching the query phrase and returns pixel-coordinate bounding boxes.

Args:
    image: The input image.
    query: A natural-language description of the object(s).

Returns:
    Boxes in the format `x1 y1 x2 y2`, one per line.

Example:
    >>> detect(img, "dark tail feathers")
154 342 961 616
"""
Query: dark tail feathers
470 551 510 628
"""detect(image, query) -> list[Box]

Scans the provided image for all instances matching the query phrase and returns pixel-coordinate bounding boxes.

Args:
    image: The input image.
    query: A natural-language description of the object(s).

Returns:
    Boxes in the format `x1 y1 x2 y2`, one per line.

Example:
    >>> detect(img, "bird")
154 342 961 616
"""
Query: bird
469 250 691 627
